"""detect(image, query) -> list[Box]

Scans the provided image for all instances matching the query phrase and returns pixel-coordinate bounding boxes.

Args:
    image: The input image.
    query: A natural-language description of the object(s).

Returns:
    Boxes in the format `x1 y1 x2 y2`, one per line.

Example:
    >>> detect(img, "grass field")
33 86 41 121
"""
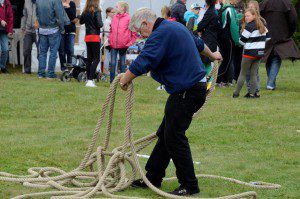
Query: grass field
0 61 299 198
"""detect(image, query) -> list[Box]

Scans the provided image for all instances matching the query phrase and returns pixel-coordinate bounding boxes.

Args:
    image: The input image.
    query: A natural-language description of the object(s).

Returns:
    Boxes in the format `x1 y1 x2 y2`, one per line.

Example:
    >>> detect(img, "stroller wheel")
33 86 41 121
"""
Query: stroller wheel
60 71 71 82
77 72 87 82
97 73 107 82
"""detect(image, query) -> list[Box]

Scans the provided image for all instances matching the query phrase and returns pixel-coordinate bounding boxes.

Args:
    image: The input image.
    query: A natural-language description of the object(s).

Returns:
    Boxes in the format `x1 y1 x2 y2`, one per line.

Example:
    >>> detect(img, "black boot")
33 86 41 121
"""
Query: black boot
1 68 9 74
169 185 200 196
131 179 161 188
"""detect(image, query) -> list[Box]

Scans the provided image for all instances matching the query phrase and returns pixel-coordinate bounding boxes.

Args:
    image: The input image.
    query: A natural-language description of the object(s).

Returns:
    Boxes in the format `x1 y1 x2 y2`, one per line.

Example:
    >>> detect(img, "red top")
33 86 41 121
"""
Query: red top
85 35 100 42
0 0 14 34
243 54 261 60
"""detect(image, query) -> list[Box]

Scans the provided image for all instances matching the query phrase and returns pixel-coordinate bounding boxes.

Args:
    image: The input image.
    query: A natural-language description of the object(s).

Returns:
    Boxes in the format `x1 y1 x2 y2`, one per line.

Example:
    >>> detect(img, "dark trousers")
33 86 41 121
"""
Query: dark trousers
59 33 75 71
145 82 207 191
217 39 234 84
86 42 100 80
23 32 37 73
233 45 243 81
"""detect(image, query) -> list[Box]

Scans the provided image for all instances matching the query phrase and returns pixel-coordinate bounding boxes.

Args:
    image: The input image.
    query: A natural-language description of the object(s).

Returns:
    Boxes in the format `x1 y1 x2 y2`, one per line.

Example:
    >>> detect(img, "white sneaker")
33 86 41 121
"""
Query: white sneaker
156 85 165 91
266 86 275 90
86 80 97 88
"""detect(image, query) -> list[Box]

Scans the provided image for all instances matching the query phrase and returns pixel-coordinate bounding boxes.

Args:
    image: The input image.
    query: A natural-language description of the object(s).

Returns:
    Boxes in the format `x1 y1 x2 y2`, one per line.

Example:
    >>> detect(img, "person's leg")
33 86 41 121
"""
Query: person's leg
38 34 49 77
66 34 75 64
58 34 66 71
234 46 243 82
0 33 9 70
110 48 118 83
246 69 251 93
249 59 260 95
164 83 206 193
233 58 252 96
86 42 93 80
119 49 127 73
144 116 171 187
89 42 100 80
104 48 111 74
226 41 235 84
217 39 232 84
23 32 35 73
47 32 61 78
267 55 282 89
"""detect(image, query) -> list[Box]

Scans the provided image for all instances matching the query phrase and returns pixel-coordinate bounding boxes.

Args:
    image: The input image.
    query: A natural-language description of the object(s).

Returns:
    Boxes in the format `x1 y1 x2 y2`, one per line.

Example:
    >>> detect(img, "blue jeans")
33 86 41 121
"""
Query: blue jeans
59 33 75 70
0 33 9 69
110 48 127 83
246 65 261 93
38 31 61 78
266 55 282 89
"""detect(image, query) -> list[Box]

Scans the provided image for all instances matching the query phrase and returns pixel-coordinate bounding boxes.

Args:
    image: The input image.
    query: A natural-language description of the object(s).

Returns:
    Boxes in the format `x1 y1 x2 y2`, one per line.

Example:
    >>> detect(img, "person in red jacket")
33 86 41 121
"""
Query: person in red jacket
108 1 136 83
0 0 13 74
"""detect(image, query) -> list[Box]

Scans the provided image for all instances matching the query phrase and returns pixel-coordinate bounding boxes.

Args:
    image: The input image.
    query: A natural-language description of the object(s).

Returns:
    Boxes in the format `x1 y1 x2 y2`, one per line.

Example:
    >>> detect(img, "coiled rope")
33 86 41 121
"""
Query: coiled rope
0 62 281 198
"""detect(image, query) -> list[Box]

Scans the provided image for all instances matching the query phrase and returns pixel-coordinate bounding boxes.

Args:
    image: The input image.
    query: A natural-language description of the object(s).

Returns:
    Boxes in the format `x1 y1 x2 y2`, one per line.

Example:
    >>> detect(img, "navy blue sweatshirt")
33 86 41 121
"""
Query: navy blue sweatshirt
129 19 206 94
64 1 77 33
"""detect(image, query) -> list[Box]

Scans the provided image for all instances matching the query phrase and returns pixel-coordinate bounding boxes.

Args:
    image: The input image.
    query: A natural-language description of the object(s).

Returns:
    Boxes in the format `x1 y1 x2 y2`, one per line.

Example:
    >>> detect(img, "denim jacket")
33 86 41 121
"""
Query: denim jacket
36 0 69 32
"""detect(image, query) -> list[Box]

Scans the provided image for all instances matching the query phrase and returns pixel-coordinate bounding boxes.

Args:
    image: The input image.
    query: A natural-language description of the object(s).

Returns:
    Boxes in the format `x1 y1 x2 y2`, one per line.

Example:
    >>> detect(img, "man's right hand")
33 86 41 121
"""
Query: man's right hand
1 20 7 27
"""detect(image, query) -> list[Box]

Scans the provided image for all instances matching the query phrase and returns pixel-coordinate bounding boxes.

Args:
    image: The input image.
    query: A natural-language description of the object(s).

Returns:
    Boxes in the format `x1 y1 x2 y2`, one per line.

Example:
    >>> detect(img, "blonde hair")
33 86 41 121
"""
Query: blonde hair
117 1 130 13
84 0 100 13
247 1 259 12
161 6 171 19
242 8 266 34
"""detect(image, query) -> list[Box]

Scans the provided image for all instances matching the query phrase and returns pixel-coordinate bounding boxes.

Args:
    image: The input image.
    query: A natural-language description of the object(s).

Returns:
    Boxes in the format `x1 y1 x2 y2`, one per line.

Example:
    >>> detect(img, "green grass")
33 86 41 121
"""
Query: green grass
0 61 299 198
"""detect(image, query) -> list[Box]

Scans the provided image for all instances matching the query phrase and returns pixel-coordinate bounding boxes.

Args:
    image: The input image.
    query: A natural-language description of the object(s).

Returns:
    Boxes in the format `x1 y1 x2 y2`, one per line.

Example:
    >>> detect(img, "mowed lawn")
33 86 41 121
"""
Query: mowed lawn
0 61 299 199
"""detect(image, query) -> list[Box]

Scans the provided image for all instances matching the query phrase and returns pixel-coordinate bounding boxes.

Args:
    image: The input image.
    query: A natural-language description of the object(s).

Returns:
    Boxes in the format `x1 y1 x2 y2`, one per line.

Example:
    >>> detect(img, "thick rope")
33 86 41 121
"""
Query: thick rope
0 61 281 198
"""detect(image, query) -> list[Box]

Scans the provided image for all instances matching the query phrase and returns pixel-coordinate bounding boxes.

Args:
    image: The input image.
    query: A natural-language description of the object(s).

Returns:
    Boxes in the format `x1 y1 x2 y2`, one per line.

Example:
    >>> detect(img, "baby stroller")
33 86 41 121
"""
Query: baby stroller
60 54 87 82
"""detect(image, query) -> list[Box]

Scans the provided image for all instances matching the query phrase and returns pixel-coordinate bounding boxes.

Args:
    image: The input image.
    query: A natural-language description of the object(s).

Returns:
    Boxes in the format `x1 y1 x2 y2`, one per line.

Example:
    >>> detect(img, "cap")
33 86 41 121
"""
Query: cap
191 3 201 9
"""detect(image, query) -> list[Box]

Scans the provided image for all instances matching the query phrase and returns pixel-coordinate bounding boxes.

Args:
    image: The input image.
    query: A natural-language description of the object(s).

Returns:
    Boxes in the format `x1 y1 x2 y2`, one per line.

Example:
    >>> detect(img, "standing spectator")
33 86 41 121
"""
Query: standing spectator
161 6 173 21
197 0 220 89
232 0 245 82
108 1 136 83
59 0 77 71
80 0 103 88
260 0 300 90
103 7 115 75
170 0 187 25
0 0 13 74
184 3 200 32
245 0 263 95
21 0 37 75
216 0 240 87
36 0 68 79
233 8 269 98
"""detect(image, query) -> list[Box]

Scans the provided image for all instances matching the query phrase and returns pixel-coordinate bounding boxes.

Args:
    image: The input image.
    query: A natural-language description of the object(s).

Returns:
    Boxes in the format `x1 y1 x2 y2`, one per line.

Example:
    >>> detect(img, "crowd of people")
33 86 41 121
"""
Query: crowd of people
0 0 299 93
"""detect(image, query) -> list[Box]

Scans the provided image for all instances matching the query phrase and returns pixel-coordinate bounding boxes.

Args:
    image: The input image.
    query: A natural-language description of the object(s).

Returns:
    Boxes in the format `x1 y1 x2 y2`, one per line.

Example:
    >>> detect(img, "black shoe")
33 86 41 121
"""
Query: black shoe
245 93 255 99
1 68 9 74
131 179 161 188
169 186 200 196
233 93 239 98
244 93 251 98
254 93 260 98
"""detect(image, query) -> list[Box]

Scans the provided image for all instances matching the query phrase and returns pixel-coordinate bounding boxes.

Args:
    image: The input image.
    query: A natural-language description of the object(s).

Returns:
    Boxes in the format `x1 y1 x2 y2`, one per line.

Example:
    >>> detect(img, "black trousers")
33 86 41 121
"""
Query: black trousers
23 32 37 73
217 39 234 84
145 82 207 191
86 42 100 80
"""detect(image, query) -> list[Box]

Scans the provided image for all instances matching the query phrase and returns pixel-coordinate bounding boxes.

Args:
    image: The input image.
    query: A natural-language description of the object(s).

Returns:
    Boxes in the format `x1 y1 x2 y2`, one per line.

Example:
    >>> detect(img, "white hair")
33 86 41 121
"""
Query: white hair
129 8 157 31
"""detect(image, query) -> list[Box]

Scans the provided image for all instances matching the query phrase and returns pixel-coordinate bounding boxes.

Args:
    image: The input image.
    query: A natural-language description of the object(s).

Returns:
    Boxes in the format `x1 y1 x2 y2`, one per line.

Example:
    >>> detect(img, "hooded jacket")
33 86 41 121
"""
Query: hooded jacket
108 13 137 49
0 0 13 34
184 10 198 31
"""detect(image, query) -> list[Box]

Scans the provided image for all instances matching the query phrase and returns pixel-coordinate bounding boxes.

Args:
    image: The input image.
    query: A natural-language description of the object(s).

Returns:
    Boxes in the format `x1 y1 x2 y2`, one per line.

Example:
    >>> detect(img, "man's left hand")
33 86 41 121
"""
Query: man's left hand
118 73 129 91
211 51 223 62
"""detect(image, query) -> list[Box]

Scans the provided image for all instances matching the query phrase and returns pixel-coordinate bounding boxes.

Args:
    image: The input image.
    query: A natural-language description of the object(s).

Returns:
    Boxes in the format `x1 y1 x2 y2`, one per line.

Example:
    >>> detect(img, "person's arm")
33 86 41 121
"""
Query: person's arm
21 4 27 32
192 34 222 61
6 1 14 35
197 11 211 32
239 24 252 46
95 10 103 29
120 31 168 89
186 17 195 32
54 0 68 31
66 1 77 22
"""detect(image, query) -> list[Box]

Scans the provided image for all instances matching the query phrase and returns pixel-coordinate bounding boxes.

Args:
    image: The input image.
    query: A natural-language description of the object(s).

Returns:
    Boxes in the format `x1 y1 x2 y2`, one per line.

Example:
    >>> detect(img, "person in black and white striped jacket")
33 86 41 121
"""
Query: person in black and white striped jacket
233 8 270 98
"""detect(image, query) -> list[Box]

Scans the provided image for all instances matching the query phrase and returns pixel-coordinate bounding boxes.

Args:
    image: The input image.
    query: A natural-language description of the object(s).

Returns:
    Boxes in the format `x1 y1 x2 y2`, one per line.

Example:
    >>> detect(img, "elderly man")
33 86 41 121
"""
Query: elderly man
119 8 222 196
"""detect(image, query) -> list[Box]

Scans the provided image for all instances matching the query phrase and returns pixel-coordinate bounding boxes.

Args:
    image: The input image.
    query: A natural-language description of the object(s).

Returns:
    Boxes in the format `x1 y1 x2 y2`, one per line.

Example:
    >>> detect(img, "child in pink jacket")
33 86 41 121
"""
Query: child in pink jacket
108 1 136 83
